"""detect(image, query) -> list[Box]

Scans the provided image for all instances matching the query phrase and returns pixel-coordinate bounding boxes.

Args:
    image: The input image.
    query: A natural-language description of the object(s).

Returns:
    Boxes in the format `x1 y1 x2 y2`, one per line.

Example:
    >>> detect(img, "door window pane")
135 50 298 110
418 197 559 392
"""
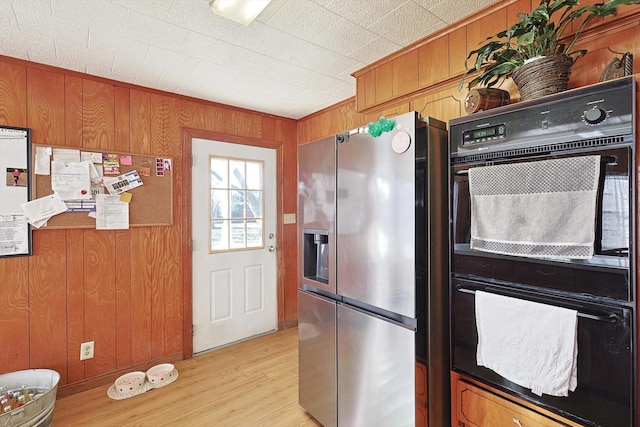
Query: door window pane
209 156 264 252
210 158 228 188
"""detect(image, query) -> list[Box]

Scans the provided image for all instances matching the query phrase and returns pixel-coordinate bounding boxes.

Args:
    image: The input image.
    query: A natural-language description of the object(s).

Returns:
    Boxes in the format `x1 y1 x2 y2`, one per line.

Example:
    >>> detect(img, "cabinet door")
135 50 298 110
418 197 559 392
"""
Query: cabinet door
410 92 462 125
456 380 566 427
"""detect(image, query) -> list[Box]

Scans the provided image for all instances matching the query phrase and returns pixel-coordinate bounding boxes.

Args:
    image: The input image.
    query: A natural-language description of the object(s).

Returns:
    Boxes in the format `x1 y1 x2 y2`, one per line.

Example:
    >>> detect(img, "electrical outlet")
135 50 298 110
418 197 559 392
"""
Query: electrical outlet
80 341 94 361
283 213 296 224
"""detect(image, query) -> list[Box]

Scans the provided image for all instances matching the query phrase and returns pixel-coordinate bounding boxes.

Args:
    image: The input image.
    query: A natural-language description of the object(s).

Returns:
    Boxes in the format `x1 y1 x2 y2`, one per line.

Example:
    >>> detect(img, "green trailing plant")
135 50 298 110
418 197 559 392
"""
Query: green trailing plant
459 0 640 90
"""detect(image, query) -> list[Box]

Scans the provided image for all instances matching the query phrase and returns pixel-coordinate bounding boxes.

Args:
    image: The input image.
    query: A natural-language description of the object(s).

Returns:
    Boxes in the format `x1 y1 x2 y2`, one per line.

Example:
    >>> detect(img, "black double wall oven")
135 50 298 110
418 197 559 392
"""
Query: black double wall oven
449 77 636 427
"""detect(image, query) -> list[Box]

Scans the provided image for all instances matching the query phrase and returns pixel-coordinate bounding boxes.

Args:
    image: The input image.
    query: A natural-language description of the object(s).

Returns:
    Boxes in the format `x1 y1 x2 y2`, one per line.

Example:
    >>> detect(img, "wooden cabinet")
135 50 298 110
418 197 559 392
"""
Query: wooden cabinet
416 361 428 427
453 376 583 427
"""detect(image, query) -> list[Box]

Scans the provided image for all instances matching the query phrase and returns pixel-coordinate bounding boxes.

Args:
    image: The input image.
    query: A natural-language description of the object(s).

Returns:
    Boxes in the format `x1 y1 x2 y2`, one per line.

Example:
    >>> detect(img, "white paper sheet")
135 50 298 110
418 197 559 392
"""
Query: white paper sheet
51 160 92 200
35 146 52 175
0 214 29 254
53 148 81 163
21 194 68 228
95 194 129 230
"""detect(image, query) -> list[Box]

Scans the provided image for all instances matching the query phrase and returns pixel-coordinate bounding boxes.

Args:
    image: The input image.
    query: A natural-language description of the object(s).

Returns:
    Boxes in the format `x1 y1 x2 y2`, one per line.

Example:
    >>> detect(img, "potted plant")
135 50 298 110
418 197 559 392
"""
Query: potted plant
459 0 640 100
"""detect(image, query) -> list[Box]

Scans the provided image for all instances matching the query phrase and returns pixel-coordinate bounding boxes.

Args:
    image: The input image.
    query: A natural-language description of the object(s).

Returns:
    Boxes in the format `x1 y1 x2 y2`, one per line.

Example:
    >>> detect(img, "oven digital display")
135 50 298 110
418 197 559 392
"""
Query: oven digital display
473 128 496 138
463 124 505 145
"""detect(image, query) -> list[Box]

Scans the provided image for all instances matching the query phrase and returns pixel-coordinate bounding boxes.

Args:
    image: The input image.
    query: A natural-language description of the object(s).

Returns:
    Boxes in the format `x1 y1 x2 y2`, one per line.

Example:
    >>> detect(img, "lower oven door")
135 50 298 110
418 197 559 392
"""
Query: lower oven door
451 278 634 427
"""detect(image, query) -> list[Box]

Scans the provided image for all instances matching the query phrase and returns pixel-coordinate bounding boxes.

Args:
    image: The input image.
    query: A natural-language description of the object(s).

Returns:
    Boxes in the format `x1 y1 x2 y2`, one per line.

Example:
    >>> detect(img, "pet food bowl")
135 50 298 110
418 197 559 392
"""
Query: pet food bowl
145 363 175 385
114 372 146 394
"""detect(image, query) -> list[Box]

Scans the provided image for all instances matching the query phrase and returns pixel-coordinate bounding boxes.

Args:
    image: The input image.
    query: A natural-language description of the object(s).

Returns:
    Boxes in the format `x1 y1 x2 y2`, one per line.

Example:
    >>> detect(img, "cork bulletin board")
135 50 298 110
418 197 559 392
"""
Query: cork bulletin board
32 144 173 229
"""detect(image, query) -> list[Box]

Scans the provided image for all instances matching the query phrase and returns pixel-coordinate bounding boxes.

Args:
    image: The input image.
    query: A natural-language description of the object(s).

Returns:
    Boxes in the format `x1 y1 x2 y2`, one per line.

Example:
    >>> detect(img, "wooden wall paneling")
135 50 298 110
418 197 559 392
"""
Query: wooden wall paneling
355 74 366 111
114 86 131 153
569 0 602 33
0 60 27 126
130 228 153 364
149 94 167 359
466 8 507 70
393 49 419 97
131 89 152 155
0 257 30 373
29 230 67 378
375 62 394 104
280 120 299 328
418 36 449 88
363 72 376 110
235 110 263 138
163 97 186 355
26 67 65 145
361 103 410 125
0 60 30 373
82 79 115 151
296 119 310 145
149 225 167 359
448 27 468 78
223 110 239 136
66 229 86 384
182 99 206 131
296 98 357 144
262 115 277 142
204 105 227 133
115 229 133 369
568 19 640 88
83 230 117 378
126 90 157 362
340 98 357 131
507 0 532 26
65 75 83 147
355 71 376 111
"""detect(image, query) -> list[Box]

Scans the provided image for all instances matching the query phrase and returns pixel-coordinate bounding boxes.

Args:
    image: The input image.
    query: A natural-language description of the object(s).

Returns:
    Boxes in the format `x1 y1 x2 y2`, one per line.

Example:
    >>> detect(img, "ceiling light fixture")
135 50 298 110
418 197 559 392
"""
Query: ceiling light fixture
208 0 272 26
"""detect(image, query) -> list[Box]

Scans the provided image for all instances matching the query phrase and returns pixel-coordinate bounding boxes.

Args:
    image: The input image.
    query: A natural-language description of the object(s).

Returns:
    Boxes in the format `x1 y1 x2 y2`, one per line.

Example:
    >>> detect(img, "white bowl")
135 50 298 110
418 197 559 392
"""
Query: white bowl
114 371 146 394
146 363 175 384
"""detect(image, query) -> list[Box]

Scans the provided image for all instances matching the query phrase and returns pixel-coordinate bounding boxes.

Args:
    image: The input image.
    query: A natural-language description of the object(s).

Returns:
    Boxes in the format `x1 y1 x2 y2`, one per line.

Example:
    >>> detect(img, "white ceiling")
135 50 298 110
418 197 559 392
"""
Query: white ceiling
0 0 499 119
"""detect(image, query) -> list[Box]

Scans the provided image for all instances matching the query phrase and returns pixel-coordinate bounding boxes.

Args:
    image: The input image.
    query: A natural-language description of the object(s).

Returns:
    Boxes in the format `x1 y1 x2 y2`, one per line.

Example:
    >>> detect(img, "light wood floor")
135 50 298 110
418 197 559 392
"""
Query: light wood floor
53 328 321 426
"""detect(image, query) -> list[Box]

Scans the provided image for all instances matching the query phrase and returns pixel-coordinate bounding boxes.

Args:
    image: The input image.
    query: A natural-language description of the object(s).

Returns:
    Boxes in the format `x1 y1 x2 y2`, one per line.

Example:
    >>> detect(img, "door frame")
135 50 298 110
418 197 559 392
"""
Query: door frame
181 127 286 358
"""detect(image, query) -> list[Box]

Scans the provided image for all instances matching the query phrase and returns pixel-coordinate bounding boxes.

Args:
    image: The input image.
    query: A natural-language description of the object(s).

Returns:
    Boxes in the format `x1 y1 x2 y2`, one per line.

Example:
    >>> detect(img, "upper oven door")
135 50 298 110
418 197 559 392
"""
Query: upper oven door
451 146 632 302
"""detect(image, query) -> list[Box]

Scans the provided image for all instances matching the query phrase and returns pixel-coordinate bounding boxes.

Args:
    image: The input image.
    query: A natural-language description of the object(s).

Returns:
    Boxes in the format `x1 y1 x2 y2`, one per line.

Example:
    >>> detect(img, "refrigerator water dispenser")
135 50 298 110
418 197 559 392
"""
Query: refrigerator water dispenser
303 229 330 284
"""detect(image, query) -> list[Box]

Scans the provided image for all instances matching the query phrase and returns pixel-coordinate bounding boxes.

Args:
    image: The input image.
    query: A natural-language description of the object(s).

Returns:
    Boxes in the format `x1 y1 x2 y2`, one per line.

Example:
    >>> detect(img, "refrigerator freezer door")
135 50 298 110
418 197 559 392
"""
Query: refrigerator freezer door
299 136 337 294
337 112 417 318
298 290 337 427
337 303 415 427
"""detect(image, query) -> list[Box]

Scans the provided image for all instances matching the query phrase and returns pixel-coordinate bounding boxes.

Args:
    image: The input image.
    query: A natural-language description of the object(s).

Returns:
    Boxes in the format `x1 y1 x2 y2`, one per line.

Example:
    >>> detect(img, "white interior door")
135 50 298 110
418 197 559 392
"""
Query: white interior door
192 138 277 353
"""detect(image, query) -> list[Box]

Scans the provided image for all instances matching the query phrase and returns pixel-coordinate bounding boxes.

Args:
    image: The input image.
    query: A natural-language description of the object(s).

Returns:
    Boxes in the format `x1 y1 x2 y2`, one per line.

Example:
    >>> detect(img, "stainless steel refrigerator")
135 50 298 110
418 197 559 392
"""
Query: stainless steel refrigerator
298 111 449 427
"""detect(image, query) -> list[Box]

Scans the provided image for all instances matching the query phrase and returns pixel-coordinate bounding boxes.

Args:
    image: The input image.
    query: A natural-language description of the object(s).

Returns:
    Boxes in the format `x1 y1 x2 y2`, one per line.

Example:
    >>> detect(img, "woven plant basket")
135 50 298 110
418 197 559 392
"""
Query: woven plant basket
511 54 574 101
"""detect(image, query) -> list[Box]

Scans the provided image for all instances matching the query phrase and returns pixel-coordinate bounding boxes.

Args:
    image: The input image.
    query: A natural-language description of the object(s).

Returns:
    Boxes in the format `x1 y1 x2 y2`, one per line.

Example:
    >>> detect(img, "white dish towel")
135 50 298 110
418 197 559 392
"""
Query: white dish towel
475 290 578 397
468 155 601 259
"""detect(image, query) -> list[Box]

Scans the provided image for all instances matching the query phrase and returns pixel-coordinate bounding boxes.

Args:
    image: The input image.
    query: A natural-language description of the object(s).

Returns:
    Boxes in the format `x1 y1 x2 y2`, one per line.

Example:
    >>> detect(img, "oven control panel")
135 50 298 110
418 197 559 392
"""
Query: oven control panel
450 76 635 161
462 124 506 145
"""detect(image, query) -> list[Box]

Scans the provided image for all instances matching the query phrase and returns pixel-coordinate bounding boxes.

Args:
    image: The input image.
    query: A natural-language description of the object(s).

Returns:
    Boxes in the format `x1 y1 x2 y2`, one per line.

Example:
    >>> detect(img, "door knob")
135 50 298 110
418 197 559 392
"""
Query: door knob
268 245 277 253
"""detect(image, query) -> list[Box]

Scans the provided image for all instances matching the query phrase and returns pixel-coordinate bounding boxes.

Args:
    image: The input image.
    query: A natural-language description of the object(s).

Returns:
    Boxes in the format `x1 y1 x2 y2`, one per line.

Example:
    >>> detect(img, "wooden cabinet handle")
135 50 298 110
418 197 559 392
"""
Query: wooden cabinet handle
512 418 523 427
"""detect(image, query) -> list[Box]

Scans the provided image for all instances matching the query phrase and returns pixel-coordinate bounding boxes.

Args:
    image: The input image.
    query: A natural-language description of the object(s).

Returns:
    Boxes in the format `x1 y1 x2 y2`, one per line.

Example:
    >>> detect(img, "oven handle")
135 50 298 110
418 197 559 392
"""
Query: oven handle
453 155 617 176
456 287 620 323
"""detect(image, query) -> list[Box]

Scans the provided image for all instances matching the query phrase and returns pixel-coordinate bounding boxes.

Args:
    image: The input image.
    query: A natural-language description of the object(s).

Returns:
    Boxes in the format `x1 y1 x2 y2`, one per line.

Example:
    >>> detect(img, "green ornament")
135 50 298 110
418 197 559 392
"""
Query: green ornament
367 116 396 137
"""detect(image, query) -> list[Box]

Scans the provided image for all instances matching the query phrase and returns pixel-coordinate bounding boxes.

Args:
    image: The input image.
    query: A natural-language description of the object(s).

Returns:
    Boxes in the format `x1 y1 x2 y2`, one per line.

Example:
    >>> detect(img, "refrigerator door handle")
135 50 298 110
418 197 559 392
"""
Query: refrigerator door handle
338 300 416 331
